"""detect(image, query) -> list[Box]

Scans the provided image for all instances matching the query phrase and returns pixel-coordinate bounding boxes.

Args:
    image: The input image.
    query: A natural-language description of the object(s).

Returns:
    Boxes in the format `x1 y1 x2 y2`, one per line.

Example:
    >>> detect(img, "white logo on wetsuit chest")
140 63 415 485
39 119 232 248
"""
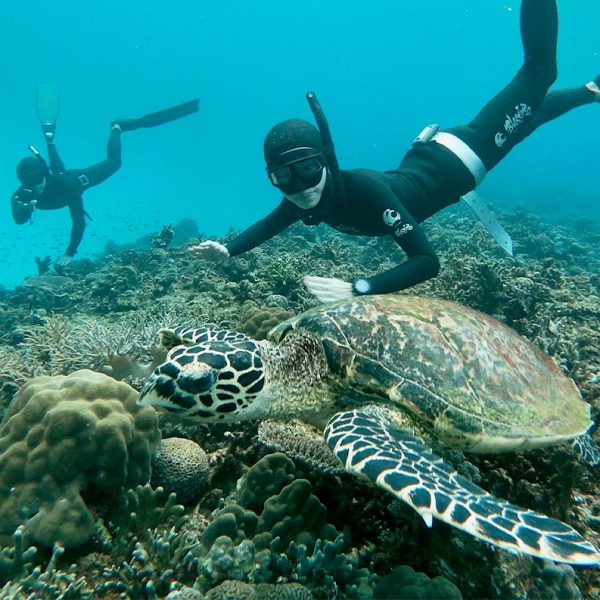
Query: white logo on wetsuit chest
494 103 532 147
383 208 413 238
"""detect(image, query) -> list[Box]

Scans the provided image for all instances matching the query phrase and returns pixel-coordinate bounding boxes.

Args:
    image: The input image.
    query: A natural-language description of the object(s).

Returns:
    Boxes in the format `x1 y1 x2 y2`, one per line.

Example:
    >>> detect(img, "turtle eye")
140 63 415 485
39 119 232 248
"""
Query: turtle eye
177 369 217 395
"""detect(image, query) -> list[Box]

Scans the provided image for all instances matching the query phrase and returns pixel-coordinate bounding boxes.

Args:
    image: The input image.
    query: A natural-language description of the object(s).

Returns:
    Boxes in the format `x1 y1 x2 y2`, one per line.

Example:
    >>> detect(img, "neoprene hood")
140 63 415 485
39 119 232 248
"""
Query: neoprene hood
17 157 49 186
264 119 323 171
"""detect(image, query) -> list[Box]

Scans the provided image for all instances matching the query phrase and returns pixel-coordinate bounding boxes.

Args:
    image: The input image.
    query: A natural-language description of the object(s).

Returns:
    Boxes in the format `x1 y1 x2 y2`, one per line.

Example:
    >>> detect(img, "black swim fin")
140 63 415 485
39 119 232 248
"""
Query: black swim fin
112 98 200 132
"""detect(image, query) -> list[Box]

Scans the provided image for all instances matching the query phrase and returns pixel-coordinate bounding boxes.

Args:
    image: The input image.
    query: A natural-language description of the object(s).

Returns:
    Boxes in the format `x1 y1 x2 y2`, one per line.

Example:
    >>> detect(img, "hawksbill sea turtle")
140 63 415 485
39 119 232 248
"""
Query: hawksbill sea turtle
138 294 600 565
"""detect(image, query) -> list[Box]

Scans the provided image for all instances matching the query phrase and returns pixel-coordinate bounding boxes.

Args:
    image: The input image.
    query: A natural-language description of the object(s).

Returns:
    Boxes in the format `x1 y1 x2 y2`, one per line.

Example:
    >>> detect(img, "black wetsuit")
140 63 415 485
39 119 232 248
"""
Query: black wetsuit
227 0 596 295
11 129 122 257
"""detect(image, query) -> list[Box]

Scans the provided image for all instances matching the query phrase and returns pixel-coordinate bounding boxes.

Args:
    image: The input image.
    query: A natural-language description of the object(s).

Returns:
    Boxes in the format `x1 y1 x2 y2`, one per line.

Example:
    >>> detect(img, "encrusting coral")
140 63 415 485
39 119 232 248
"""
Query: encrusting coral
0 369 160 548
237 306 295 340
372 565 462 599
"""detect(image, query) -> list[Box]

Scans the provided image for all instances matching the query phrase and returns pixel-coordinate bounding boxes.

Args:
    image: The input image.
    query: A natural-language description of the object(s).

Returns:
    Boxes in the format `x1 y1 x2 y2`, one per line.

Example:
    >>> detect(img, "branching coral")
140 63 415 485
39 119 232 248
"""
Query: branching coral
0 541 92 599
0 525 37 586
19 313 164 376
105 484 187 554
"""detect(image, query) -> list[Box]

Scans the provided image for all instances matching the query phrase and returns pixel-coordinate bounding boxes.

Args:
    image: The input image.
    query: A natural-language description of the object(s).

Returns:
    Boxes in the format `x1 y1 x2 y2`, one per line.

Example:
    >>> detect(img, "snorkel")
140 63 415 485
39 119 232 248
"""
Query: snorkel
26 145 49 172
306 91 346 204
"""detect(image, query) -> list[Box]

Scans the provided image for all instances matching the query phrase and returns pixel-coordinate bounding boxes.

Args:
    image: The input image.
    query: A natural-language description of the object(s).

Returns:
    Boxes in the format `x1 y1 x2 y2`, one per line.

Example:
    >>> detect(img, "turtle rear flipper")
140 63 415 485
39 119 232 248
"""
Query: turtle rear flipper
324 410 600 566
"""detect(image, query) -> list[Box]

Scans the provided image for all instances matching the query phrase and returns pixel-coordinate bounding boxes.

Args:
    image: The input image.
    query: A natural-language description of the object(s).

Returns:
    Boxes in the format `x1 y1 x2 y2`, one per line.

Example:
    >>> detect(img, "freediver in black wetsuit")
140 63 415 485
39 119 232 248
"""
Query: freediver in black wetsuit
11 98 200 269
191 0 600 303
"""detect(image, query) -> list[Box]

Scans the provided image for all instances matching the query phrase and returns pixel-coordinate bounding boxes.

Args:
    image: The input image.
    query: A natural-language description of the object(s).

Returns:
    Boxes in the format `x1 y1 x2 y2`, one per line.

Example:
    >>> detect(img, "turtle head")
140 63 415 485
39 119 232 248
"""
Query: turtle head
138 326 266 422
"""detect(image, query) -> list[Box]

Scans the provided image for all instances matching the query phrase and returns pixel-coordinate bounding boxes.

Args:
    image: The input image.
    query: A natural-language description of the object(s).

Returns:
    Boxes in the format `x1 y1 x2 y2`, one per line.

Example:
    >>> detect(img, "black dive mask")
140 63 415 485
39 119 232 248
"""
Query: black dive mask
267 156 325 195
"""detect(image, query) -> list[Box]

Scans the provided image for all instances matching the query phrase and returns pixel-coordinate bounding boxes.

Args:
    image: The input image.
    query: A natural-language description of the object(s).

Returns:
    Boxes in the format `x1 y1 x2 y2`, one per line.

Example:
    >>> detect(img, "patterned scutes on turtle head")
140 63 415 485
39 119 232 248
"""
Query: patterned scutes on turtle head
160 323 252 350
139 326 265 422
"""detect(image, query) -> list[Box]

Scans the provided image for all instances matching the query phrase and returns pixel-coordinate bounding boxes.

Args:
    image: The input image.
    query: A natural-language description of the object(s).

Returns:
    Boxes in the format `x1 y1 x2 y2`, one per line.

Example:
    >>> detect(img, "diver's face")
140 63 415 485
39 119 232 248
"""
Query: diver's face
284 167 327 210
22 173 47 194
32 178 46 195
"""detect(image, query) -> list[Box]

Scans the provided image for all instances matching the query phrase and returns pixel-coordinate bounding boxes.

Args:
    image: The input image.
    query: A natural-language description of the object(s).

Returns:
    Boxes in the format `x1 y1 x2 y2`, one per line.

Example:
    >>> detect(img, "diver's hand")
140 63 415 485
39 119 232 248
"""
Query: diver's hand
303 275 354 303
16 198 37 209
189 240 230 261
55 254 72 269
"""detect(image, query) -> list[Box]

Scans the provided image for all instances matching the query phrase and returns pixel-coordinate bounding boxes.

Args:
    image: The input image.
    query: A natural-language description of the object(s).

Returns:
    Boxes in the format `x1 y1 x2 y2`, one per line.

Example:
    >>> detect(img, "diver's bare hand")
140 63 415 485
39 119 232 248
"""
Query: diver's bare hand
303 275 354 303
55 254 73 269
189 240 230 261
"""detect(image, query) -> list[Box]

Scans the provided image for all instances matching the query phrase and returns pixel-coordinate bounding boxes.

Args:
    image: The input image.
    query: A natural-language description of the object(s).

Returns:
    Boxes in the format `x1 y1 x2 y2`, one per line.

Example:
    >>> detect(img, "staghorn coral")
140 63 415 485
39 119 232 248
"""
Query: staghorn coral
104 483 187 557
99 525 191 599
0 525 37 585
19 313 165 378
0 370 160 548
0 346 43 418
151 437 211 503
0 541 92 599
73 488 193 597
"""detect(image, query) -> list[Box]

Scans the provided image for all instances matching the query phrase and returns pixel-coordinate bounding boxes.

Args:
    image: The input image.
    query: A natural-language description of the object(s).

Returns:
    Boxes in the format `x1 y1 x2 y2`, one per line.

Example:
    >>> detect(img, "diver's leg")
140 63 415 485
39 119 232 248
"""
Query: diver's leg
446 0 558 171
525 75 600 132
73 126 122 189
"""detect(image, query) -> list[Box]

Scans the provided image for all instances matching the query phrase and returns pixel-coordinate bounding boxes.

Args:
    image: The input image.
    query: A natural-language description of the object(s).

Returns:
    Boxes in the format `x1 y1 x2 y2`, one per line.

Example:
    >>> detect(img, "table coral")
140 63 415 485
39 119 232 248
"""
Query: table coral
0 369 160 548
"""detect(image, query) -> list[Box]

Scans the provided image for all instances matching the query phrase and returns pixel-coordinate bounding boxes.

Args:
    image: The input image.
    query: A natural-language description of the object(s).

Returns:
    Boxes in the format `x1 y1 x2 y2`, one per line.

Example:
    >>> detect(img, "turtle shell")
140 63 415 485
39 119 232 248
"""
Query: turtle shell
269 295 591 453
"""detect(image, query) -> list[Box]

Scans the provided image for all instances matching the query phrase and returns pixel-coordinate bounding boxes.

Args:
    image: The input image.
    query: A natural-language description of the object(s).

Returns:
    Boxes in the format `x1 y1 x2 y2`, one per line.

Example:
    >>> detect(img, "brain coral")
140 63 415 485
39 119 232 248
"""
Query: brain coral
0 369 160 548
151 437 210 502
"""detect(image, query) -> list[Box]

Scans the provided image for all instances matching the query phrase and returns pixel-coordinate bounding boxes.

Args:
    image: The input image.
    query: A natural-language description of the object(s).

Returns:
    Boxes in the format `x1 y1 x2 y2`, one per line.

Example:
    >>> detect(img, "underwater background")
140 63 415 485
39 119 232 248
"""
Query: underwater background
1 0 599 289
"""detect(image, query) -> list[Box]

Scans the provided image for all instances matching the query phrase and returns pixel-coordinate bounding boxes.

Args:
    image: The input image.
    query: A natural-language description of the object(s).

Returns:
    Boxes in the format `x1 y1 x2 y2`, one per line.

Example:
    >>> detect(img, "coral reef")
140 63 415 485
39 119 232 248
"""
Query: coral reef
34 255 52 275
0 541 92 599
0 370 160 547
202 580 313 599
0 205 598 597
193 453 374 596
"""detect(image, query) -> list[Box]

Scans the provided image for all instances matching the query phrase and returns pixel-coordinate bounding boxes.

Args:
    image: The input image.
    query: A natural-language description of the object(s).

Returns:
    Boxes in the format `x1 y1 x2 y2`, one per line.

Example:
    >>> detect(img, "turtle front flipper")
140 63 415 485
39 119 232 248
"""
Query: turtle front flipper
324 410 600 566
571 432 600 467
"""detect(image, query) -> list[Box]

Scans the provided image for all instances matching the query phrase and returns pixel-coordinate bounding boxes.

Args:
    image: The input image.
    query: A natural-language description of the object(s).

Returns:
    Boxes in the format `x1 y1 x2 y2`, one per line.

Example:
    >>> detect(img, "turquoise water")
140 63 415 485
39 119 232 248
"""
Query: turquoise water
2 0 599 289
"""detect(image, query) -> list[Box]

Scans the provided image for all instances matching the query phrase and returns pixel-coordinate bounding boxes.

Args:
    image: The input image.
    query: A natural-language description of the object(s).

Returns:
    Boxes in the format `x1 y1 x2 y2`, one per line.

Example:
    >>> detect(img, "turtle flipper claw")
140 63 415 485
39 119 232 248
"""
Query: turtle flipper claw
324 410 600 566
